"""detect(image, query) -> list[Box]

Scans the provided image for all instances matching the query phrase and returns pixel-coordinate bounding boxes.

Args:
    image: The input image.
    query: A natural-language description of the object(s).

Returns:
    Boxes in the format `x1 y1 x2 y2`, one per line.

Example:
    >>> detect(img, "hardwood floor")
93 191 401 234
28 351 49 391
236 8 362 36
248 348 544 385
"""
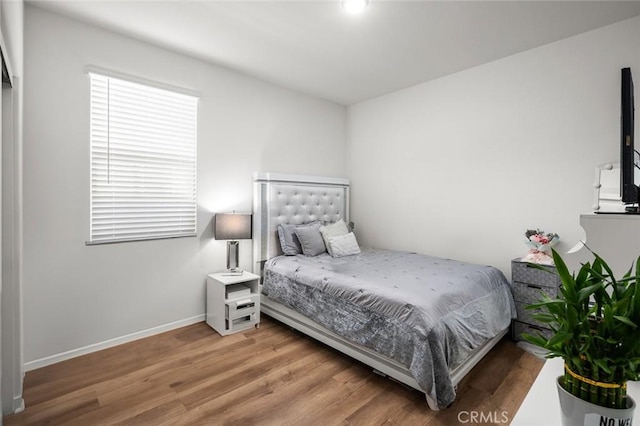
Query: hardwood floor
4 317 543 425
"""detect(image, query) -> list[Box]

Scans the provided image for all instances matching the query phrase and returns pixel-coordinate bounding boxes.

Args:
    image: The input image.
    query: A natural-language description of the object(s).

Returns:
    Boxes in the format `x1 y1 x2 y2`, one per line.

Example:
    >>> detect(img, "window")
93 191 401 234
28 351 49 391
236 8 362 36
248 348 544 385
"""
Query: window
89 72 198 244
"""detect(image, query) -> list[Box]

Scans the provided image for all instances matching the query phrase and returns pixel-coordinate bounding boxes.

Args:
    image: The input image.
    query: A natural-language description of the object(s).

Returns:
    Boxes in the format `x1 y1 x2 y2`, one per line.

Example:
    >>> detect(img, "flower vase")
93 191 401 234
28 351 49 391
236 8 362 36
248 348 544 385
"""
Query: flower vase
557 377 635 426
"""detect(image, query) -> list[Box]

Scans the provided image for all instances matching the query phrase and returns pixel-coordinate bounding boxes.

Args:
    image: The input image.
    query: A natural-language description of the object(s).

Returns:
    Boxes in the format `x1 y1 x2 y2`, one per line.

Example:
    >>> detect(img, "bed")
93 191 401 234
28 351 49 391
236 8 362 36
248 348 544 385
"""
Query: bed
252 173 515 410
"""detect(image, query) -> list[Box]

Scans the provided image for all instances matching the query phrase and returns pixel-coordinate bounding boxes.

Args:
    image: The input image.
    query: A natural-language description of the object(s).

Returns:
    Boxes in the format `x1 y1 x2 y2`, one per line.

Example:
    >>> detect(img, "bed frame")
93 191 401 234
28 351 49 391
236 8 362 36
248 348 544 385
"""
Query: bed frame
252 172 507 410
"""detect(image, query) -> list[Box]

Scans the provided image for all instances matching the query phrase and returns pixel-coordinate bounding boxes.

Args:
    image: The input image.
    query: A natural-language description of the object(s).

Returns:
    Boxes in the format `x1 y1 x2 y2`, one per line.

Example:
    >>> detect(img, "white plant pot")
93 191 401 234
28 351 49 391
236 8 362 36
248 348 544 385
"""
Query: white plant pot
557 376 635 426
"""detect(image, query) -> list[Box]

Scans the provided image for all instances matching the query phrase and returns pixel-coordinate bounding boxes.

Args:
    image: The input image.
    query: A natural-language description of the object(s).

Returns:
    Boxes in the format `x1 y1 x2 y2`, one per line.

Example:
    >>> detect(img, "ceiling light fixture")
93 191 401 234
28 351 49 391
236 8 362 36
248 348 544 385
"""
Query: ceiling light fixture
342 0 369 15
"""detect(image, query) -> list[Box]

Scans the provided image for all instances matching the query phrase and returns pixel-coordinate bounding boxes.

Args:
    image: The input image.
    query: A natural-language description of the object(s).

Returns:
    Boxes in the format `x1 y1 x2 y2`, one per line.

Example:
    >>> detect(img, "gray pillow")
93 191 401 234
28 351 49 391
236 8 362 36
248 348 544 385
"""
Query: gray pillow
294 223 327 256
277 224 301 255
277 221 319 255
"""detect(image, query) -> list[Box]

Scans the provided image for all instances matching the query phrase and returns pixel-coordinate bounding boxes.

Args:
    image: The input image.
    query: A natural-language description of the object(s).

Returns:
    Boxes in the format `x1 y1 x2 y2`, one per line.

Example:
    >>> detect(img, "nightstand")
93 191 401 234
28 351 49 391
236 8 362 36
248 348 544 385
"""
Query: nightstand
511 259 560 341
206 271 261 336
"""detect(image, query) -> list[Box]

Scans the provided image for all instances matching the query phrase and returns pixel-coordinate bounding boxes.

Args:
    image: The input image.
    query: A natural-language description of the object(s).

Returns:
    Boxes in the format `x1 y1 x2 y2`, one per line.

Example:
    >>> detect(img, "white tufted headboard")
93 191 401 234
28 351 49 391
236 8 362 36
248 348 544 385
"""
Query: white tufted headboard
253 172 350 275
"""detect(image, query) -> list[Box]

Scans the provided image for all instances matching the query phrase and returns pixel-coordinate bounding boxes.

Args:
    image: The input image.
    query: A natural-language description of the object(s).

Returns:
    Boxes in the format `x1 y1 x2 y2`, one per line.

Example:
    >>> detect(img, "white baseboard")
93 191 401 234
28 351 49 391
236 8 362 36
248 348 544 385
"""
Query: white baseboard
13 397 25 414
24 314 205 372
3 396 25 416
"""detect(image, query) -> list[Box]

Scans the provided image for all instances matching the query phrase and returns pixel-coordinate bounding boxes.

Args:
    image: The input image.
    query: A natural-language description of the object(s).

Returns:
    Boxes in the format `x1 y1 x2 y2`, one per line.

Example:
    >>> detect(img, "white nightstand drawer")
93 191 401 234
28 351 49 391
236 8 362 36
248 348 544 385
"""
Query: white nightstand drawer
227 314 258 332
225 295 259 321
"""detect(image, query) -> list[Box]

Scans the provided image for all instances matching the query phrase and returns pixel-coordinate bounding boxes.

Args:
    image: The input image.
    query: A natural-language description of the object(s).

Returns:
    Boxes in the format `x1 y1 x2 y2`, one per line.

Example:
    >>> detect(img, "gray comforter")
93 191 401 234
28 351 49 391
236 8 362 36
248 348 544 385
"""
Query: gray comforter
262 248 515 409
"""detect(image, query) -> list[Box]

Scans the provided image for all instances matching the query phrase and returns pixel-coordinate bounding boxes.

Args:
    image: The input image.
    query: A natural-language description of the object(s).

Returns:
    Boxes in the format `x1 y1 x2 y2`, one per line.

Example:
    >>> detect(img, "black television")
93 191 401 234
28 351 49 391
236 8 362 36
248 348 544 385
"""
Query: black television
621 67 638 213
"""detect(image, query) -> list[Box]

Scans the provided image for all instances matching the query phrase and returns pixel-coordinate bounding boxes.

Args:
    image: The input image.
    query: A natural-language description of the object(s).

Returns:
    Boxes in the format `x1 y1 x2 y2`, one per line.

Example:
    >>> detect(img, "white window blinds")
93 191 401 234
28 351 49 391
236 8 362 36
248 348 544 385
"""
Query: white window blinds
89 73 198 244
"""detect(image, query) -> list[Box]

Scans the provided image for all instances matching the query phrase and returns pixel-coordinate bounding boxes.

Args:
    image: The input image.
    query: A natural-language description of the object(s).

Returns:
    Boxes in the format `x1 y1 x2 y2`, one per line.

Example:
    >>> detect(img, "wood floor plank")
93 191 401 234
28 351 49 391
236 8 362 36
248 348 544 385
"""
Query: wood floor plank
4 317 543 425
488 352 544 418
176 337 323 409
114 399 187 426
215 355 355 425
20 389 100 425
465 339 525 394
150 332 299 396
284 371 392 425
345 384 432 426
175 345 340 423
22 328 239 407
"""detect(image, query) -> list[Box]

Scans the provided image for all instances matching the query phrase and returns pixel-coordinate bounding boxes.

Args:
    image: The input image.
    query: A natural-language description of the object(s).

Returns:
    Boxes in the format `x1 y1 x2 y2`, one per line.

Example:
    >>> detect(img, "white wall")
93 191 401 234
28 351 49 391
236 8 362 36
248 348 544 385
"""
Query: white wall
23 6 346 366
347 16 640 276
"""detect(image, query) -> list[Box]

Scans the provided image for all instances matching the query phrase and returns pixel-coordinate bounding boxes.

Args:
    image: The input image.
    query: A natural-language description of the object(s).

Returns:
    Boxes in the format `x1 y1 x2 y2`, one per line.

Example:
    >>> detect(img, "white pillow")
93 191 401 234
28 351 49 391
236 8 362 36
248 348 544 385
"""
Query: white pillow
328 232 361 257
320 220 349 257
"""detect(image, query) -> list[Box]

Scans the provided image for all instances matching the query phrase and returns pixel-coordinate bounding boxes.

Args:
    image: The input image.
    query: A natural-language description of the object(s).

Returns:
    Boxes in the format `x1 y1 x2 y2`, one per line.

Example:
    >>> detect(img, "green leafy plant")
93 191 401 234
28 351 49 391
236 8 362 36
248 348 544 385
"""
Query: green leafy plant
523 248 640 409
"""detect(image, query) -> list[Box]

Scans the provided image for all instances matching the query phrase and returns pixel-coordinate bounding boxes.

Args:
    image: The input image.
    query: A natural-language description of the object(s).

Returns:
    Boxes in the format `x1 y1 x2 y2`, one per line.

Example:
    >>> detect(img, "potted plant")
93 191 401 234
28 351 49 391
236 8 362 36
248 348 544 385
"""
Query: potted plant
523 249 639 426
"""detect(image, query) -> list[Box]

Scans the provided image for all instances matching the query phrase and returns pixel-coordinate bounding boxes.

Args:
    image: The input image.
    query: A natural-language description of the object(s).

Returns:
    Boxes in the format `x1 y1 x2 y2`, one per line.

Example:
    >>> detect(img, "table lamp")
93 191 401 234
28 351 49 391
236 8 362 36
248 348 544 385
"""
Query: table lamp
214 212 252 275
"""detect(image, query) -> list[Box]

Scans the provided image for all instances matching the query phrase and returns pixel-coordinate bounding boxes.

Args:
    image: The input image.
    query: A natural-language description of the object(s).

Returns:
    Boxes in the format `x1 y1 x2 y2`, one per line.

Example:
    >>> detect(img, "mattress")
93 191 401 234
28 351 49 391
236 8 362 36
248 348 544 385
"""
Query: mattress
262 248 516 409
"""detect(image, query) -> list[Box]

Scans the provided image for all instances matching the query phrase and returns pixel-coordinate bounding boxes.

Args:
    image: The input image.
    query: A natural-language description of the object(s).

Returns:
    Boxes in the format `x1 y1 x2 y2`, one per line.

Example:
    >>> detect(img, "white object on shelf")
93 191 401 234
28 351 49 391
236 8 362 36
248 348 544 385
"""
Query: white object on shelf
227 284 251 300
593 162 626 212
206 271 261 336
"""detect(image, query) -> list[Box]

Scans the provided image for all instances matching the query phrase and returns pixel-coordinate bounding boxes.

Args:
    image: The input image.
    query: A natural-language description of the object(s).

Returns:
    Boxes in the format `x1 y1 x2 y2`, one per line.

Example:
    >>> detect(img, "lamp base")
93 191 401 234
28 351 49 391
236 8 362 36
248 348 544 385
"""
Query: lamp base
226 240 240 272
222 268 243 276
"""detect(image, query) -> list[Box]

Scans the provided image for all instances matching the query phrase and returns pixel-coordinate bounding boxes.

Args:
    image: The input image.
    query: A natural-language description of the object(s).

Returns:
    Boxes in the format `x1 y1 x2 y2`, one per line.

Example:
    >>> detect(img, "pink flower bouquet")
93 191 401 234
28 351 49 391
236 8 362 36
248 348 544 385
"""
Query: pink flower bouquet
521 229 559 265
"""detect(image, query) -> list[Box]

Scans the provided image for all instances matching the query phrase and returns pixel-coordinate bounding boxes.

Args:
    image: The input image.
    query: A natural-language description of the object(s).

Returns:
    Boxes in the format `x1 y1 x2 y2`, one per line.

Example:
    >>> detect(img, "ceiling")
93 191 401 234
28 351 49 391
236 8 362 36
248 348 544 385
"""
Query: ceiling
30 1 640 105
